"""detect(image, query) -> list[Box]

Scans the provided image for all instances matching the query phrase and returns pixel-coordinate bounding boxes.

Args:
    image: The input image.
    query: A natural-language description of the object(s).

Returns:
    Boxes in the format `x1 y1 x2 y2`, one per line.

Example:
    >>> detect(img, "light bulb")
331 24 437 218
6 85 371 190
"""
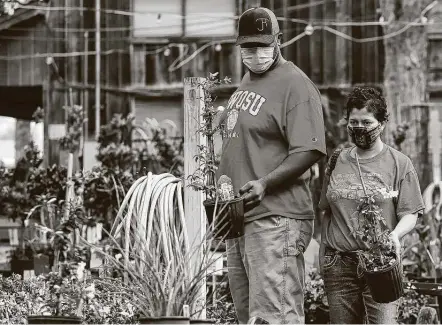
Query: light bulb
215 43 222 52
164 48 171 57
157 13 162 24
305 24 314 36
421 16 428 24
379 16 385 23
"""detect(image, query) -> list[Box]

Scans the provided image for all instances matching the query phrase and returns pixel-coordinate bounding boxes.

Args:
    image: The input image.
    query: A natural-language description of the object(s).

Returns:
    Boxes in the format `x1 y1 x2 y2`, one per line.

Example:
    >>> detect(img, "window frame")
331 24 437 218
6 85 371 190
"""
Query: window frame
131 0 240 42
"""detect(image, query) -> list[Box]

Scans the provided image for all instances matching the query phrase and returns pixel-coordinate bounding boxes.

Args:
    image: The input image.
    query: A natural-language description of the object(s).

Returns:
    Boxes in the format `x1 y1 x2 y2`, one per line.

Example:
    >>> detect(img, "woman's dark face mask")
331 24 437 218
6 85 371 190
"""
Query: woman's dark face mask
347 124 383 150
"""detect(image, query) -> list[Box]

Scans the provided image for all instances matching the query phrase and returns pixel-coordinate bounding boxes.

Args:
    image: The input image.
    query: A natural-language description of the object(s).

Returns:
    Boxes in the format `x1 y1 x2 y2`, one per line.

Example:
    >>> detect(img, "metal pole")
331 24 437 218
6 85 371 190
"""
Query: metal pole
95 0 101 140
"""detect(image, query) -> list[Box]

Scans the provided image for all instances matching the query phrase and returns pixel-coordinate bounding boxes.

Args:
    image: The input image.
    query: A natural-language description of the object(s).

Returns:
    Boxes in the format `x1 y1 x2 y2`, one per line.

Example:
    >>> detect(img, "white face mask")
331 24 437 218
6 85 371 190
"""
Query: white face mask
240 47 275 74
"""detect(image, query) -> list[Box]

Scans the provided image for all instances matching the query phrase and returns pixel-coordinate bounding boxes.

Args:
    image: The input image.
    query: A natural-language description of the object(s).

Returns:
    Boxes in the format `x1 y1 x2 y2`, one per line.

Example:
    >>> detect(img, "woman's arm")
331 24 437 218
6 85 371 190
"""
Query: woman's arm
390 213 419 258
392 213 418 239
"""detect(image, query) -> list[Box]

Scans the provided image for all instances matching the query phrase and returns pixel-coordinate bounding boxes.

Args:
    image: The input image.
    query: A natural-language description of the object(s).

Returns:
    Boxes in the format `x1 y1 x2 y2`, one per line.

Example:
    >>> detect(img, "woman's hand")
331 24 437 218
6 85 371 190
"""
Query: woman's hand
389 230 401 259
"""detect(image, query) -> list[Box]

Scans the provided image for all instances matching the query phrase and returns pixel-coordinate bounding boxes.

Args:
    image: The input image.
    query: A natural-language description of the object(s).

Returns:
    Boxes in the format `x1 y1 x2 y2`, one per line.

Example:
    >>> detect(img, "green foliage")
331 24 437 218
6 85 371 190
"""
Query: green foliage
351 194 397 271
188 72 231 199
59 105 86 153
96 114 137 172
0 273 137 324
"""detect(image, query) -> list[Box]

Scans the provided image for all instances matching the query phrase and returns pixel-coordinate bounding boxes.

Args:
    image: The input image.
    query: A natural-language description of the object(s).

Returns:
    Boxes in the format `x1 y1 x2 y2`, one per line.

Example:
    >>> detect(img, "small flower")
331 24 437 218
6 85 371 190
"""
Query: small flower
76 262 86 281
84 283 95 300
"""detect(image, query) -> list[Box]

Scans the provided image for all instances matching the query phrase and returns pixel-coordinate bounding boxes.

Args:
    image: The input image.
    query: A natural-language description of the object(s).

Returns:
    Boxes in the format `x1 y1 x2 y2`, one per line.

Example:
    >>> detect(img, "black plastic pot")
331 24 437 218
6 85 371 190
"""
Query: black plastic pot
315 305 330 324
364 258 404 303
203 197 244 240
10 258 33 277
33 254 51 276
139 316 190 324
27 315 82 324
190 319 216 324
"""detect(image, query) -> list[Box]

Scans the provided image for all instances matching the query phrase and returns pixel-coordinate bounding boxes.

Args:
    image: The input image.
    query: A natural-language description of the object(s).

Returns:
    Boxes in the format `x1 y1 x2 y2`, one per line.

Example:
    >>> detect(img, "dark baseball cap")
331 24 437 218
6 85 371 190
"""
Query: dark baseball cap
236 7 280 46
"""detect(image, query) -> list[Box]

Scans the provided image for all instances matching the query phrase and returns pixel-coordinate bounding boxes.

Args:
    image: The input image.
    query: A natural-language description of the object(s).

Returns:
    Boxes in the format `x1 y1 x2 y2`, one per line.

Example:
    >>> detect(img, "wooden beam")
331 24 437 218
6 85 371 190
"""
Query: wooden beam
183 77 206 318
335 0 351 85
0 9 45 31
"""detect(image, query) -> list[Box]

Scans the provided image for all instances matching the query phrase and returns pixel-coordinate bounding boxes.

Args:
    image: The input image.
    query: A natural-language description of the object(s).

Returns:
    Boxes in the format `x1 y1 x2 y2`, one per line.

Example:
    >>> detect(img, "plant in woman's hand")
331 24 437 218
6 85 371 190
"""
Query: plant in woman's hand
351 194 397 271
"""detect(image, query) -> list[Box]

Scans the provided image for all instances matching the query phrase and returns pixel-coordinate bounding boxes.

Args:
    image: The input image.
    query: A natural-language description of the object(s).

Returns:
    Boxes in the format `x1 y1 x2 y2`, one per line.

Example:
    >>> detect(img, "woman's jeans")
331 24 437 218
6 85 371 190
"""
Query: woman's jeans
226 216 313 324
322 246 399 324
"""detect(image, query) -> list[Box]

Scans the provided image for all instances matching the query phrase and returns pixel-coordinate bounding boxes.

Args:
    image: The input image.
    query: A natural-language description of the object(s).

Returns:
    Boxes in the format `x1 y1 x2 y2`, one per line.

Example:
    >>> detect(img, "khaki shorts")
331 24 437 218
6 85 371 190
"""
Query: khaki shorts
226 216 313 324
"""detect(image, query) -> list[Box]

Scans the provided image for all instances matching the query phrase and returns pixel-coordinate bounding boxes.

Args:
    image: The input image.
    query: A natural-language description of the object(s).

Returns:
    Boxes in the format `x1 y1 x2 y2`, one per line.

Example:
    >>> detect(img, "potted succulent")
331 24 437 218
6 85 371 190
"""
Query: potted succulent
188 73 245 240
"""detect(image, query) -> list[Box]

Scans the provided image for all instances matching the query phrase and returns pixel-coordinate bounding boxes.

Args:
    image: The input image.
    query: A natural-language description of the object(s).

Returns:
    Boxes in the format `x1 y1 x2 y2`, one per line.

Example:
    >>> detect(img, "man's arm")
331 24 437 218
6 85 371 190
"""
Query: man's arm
240 150 324 207
259 150 323 192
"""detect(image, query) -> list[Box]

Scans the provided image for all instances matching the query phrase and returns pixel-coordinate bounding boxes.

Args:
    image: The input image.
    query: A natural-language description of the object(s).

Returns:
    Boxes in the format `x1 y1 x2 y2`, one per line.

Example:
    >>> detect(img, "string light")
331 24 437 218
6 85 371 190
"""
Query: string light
163 47 171 57
214 44 222 52
304 24 314 36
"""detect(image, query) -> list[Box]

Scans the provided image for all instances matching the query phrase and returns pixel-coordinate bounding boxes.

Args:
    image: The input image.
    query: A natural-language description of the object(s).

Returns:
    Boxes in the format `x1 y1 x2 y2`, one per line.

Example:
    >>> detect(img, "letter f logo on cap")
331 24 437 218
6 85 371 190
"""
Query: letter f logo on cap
256 18 269 32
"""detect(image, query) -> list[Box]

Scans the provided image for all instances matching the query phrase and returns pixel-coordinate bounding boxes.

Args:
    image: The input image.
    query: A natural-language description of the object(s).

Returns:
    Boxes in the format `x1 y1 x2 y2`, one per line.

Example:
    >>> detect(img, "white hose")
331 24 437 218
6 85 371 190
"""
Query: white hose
112 173 189 273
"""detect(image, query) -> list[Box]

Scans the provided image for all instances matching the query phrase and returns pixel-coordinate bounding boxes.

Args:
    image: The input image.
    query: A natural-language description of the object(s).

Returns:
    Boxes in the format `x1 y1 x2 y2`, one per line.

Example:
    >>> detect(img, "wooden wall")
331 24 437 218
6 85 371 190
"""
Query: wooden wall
261 0 384 87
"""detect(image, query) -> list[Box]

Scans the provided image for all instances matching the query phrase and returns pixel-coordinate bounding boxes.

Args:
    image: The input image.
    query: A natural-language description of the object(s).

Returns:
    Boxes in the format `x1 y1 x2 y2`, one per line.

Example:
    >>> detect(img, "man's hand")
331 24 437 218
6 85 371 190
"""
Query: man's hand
239 180 266 208
389 231 401 259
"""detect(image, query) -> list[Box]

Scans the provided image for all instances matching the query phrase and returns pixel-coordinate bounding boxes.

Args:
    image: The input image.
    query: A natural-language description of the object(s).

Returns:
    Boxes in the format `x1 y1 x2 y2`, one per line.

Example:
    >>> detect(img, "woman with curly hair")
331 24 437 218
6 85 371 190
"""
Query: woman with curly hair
318 86 425 323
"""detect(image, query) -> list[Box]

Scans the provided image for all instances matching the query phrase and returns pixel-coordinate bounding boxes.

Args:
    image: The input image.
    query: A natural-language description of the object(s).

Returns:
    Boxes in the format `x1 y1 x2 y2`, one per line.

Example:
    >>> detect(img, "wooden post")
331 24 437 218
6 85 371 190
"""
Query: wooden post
82 31 89 170
401 103 431 190
44 61 52 168
183 77 206 318
95 0 101 140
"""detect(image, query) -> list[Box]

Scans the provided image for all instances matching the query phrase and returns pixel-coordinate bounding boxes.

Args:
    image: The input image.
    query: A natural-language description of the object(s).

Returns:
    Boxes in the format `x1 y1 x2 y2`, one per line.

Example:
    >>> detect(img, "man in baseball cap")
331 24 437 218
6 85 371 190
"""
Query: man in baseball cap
217 6 327 324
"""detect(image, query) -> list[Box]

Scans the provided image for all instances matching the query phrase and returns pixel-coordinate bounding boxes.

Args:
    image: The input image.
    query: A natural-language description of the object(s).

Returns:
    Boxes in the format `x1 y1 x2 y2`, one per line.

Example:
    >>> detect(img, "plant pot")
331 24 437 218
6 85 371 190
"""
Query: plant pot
409 281 442 321
190 319 216 324
33 254 51 275
10 257 33 277
27 315 82 324
364 258 404 303
139 316 190 324
315 305 330 324
203 197 244 240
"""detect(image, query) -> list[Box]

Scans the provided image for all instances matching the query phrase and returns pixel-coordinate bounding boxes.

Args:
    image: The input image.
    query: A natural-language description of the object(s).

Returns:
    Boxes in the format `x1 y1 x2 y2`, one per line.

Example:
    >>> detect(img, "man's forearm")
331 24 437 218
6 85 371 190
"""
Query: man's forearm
259 150 324 192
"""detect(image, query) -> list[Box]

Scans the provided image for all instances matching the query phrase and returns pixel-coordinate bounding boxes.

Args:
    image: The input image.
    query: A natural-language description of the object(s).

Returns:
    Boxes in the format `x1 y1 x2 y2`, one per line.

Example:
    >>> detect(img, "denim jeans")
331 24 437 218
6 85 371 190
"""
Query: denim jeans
321 246 399 324
226 216 313 324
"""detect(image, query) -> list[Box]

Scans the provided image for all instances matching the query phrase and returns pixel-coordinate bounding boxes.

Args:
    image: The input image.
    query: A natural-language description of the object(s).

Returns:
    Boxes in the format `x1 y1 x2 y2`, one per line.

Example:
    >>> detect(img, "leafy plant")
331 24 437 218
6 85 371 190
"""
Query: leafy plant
96 113 137 172
188 72 232 200
59 105 86 153
351 194 397 271
0 273 134 324
304 269 328 324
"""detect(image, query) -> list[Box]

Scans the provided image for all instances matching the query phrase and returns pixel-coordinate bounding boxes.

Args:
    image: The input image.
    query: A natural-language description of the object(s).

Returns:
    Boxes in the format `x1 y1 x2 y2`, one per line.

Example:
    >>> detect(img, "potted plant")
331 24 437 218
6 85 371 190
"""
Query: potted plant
26 263 94 325
25 191 92 323
188 73 245 240
6 141 43 277
84 168 228 324
351 183 403 303
304 269 329 324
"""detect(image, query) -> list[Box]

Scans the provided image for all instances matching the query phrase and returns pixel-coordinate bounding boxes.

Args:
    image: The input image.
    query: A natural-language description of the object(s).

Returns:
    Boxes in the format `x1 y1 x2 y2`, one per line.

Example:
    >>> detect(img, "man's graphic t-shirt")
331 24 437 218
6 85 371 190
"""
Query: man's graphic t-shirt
319 145 425 252
217 61 327 222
